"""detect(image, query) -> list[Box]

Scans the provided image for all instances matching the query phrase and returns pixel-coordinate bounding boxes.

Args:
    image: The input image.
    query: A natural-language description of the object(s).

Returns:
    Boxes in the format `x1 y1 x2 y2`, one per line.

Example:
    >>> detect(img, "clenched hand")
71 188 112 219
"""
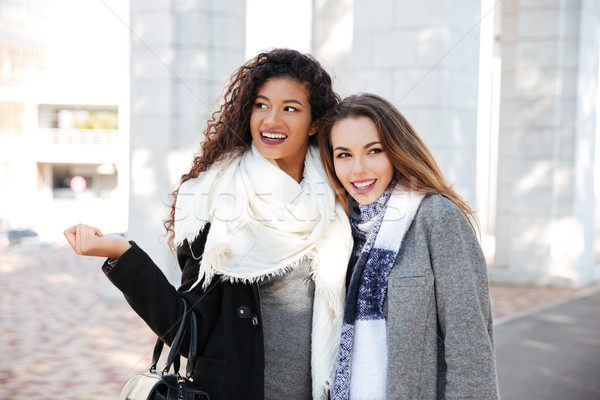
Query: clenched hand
64 224 131 260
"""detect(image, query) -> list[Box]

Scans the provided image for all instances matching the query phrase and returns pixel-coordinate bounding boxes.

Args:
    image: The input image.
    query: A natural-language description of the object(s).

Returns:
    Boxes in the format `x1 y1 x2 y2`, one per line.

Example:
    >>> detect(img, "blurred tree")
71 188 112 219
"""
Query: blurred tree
74 111 118 129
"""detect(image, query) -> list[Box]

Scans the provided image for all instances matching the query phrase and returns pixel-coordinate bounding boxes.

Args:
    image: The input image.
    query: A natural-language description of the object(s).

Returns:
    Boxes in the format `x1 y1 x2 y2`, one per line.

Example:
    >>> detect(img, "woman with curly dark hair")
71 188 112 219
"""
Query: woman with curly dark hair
64 49 353 400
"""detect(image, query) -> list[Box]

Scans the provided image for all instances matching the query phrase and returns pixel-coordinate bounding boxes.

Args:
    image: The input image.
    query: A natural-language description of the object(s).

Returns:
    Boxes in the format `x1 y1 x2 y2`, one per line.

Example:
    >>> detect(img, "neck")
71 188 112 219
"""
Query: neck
275 159 304 183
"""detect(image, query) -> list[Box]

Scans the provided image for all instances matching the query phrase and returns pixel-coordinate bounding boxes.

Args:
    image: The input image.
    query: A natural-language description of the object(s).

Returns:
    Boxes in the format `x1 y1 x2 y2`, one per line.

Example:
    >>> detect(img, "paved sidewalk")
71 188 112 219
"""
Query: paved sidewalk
0 246 598 399
0 246 157 400
489 281 600 321
495 291 600 399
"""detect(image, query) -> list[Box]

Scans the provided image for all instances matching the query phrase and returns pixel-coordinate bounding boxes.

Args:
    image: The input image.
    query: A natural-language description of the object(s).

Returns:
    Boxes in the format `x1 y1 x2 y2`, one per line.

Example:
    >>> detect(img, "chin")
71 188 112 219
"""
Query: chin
351 194 375 206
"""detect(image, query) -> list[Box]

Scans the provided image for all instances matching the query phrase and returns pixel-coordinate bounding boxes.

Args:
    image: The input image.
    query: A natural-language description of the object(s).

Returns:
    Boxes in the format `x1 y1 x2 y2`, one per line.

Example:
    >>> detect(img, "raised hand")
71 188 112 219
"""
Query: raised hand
64 224 131 260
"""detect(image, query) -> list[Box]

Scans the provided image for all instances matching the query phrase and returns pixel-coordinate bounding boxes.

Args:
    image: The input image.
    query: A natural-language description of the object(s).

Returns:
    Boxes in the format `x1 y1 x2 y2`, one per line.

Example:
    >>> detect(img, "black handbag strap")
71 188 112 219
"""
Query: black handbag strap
186 306 198 378
150 336 163 372
150 298 188 373
149 297 198 378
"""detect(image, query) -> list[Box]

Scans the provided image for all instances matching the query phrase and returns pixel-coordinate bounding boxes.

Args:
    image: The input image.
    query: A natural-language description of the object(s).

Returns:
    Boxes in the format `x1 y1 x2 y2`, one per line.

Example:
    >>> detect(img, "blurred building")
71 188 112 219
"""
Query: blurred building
0 0 46 228
0 0 129 242
2 0 597 288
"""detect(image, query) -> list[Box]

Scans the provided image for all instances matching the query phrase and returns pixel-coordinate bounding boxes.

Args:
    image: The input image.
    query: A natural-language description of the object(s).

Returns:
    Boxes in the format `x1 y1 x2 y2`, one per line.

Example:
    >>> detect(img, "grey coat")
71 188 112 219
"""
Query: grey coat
385 194 500 399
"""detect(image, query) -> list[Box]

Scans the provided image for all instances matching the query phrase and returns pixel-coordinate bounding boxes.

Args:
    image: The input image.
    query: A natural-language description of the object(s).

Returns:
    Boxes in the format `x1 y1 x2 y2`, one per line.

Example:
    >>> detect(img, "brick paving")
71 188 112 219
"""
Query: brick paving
0 246 156 400
489 281 600 321
1 245 599 399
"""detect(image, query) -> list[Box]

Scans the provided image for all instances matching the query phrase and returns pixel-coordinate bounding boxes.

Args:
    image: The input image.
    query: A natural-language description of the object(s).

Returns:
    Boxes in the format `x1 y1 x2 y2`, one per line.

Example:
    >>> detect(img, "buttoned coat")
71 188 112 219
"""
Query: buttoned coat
103 225 267 400
384 194 500 399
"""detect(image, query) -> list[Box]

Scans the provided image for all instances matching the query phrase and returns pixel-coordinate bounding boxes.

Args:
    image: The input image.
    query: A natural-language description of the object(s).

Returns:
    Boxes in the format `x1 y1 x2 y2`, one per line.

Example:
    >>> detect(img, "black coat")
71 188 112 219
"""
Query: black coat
103 226 265 400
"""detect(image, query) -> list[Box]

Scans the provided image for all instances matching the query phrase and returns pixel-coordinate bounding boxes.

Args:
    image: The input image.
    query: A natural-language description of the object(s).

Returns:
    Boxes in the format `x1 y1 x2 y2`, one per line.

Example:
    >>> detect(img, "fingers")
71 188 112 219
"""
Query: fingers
77 224 99 254
63 224 130 259
64 225 77 250
63 224 102 255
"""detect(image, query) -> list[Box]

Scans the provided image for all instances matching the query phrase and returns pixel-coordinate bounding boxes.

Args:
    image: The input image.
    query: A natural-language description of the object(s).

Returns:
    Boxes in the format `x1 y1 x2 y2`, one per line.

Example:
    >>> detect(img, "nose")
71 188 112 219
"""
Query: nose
264 108 282 127
351 156 367 176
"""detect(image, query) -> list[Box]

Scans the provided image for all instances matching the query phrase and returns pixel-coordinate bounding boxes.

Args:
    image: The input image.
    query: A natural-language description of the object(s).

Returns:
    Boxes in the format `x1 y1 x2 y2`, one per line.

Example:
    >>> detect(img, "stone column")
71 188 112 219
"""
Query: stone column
492 0 600 286
127 0 246 285
311 0 354 95
313 0 482 209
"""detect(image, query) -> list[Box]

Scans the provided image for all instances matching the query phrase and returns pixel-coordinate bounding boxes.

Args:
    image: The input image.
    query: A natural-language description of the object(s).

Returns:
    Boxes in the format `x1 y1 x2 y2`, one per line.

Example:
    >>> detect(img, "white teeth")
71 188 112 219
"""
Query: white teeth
261 132 287 139
353 179 376 189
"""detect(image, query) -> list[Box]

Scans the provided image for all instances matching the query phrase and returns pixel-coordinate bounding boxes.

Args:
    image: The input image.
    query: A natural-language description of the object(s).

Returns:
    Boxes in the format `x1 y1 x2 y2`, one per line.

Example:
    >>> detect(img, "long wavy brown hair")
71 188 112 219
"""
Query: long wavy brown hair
164 49 340 250
317 93 479 233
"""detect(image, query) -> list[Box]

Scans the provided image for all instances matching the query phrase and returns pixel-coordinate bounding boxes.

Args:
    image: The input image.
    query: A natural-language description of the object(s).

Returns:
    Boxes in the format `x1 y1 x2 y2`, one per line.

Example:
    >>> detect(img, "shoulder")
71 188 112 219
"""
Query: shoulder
178 150 246 193
411 196 482 261
178 177 200 195
415 194 464 224
411 194 477 241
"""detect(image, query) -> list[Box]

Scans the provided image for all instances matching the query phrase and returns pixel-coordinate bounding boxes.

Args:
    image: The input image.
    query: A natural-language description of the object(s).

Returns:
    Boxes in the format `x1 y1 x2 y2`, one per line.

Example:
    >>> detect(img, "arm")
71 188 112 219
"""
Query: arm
428 199 499 399
64 223 220 355
103 239 221 355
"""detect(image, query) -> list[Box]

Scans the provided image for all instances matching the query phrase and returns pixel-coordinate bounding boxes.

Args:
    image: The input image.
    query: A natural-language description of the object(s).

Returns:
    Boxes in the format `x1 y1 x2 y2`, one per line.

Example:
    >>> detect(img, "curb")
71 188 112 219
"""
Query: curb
494 285 600 326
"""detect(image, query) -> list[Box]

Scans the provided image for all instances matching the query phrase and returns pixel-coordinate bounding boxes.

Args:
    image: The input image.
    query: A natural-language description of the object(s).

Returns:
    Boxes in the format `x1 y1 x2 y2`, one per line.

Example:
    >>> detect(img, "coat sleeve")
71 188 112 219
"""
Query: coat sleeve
102 232 222 357
428 198 500 399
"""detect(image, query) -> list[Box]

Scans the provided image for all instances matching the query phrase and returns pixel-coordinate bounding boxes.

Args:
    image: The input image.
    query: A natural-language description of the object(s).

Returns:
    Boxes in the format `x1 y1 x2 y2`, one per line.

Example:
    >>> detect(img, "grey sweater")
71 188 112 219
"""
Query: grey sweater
260 258 314 399
385 194 500 399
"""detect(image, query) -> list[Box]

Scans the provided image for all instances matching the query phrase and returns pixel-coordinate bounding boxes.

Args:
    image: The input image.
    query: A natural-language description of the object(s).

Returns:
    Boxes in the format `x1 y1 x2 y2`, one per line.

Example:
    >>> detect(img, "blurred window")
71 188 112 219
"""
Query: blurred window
50 163 118 200
38 104 118 129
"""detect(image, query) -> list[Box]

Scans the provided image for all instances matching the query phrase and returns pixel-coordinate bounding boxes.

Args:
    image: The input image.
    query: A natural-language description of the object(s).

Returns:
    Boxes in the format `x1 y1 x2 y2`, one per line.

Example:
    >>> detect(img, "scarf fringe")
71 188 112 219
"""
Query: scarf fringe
175 221 208 250
312 285 344 400
213 251 316 287
310 268 345 317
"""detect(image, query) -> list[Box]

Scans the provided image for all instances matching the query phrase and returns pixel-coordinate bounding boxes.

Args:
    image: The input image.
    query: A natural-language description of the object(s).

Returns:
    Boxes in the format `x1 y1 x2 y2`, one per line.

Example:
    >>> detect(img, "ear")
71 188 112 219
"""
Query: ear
308 120 318 136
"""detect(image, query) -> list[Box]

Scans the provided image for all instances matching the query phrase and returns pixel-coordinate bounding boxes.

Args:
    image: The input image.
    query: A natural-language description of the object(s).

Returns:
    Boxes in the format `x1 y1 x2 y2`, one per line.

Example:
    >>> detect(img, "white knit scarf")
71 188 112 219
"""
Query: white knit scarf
332 185 424 400
174 144 353 399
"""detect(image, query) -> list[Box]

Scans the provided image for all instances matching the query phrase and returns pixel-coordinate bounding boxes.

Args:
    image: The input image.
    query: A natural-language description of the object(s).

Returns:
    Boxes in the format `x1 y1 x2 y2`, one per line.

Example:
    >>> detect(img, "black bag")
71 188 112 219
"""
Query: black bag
119 298 209 400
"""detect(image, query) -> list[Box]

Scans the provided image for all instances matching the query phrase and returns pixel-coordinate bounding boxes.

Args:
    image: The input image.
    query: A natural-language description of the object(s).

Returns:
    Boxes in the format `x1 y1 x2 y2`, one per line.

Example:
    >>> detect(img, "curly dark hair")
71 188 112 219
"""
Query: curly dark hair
164 48 340 250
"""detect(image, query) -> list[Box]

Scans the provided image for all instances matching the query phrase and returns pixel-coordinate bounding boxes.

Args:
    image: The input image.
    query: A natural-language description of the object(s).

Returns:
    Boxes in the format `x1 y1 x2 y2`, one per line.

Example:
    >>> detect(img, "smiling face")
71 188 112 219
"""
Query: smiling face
250 78 315 182
330 116 395 205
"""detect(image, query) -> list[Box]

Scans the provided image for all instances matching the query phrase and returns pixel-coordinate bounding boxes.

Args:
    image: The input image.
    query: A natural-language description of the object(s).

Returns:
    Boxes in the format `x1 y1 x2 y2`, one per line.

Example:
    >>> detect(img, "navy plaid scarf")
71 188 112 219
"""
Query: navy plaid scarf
332 185 424 399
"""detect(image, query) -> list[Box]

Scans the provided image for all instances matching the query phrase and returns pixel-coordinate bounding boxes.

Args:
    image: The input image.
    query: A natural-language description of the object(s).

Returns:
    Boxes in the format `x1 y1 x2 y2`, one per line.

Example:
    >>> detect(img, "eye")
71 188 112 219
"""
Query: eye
335 152 351 159
283 106 298 112
254 102 268 109
369 148 384 155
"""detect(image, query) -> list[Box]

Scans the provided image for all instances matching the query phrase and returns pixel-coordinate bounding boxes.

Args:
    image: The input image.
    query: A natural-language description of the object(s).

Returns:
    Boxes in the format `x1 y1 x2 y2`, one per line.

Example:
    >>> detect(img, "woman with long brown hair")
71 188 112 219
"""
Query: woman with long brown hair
318 93 499 399
64 49 353 400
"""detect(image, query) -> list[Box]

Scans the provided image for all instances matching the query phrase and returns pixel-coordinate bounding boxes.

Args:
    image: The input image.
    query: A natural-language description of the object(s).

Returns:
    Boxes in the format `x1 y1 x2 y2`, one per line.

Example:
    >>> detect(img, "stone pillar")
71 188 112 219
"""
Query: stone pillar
313 0 482 209
492 0 600 286
128 0 246 284
311 0 354 95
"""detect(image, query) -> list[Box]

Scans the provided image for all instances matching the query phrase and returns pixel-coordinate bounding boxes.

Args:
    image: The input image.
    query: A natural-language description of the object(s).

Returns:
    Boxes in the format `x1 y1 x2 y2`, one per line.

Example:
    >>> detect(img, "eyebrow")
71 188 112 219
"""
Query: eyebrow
255 94 305 106
333 141 381 152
